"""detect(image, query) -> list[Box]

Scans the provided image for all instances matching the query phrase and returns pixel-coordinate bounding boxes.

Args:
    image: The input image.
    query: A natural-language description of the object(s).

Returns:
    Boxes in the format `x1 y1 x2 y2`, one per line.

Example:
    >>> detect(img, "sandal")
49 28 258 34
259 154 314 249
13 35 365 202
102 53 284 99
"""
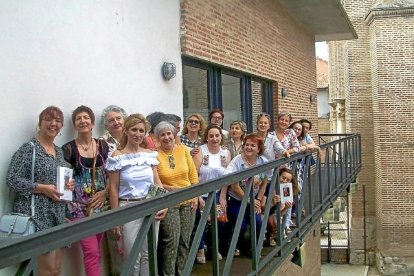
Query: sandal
234 249 240 257
196 249 206 264
218 252 223 261
269 237 276 247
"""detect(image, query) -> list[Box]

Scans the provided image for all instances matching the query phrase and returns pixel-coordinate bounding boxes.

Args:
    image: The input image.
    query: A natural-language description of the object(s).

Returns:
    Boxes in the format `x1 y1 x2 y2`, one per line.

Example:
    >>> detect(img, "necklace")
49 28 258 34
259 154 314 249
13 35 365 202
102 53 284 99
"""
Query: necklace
160 147 175 169
242 153 257 167
77 138 93 151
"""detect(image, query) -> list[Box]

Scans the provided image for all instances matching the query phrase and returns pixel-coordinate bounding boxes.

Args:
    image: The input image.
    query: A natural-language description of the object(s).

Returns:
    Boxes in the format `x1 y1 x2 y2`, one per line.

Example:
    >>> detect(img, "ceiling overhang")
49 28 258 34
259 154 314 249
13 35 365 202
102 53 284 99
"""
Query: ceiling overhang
278 0 358 42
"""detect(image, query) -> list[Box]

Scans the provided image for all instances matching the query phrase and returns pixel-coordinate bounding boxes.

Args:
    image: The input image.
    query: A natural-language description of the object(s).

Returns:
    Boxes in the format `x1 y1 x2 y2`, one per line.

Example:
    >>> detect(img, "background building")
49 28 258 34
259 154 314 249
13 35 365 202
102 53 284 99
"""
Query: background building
329 0 414 274
0 0 356 275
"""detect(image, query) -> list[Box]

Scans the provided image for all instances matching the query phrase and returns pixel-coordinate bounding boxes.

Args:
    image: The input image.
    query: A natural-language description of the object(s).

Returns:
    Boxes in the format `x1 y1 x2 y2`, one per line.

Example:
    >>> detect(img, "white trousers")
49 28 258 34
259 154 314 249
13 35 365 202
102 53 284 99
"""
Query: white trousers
120 201 160 276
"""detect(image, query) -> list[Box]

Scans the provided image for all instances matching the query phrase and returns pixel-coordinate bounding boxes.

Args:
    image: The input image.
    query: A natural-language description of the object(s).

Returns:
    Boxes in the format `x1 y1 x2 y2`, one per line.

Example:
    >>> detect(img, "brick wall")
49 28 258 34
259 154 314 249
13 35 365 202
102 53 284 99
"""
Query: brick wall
368 14 414 260
272 223 321 276
329 0 377 264
180 0 319 138
330 0 414 270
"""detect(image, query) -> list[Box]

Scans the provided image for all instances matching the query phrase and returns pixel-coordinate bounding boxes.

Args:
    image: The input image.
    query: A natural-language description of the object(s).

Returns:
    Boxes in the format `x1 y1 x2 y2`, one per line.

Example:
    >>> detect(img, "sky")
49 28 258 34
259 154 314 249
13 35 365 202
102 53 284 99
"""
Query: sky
315 41 329 61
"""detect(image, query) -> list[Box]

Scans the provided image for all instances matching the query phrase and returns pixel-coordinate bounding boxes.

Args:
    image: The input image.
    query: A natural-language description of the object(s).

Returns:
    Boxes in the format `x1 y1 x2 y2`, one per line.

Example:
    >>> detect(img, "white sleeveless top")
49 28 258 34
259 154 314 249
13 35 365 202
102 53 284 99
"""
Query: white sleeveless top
198 144 229 197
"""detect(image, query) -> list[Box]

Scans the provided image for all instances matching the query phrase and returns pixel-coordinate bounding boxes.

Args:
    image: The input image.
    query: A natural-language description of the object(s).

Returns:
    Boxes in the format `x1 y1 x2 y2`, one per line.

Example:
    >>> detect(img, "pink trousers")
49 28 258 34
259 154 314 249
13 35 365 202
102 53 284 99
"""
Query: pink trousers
71 218 104 276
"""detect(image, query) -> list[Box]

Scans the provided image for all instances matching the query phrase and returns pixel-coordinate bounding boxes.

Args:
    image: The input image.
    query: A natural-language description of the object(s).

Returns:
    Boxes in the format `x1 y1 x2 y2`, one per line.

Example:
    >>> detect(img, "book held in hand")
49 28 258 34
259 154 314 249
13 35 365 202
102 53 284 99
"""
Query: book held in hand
57 167 73 201
280 182 293 204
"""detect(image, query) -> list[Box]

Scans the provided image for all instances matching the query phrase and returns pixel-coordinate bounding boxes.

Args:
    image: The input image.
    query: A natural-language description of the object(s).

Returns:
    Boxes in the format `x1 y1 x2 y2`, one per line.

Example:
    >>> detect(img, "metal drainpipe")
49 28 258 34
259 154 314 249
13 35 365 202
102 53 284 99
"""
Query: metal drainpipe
363 184 367 265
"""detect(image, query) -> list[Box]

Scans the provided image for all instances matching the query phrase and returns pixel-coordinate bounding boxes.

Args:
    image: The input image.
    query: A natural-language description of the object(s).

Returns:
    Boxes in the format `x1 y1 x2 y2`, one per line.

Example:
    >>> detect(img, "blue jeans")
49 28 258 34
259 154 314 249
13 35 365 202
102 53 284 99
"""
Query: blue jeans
227 197 262 250
196 193 225 250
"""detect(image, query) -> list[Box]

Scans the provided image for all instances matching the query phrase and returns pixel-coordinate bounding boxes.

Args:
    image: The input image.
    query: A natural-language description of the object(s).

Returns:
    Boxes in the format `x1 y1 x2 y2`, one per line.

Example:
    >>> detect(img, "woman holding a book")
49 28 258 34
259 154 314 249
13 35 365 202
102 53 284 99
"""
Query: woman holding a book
62 105 109 276
106 114 167 275
7 106 74 276
193 125 231 263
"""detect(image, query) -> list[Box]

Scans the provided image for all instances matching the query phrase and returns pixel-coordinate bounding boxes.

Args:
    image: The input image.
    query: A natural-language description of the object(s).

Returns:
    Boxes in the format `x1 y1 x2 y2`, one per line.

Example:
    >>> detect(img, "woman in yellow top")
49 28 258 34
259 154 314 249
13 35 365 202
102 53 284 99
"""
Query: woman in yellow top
155 121 199 276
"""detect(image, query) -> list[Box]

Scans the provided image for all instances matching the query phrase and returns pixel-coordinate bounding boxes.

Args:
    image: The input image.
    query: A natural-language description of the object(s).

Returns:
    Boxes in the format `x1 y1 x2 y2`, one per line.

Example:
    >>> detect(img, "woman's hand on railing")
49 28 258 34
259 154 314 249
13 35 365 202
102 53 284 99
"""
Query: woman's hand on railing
155 208 168 221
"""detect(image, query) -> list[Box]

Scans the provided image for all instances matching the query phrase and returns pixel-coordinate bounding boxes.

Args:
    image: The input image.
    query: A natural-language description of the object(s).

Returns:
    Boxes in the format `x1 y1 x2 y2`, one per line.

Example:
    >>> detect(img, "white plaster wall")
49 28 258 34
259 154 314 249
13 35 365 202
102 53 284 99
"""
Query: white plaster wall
0 1 181 274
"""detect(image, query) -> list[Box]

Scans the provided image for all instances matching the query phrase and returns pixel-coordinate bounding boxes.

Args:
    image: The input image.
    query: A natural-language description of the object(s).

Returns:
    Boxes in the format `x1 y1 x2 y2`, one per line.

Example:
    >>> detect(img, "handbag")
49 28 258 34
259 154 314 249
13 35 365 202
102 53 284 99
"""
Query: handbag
146 184 169 199
86 139 110 216
0 142 36 238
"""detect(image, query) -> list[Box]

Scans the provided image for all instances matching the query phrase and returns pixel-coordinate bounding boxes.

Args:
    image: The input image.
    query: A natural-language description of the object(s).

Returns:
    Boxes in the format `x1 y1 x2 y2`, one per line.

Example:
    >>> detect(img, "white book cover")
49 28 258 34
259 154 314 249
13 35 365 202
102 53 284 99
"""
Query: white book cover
280 182 293 204
57 167 73 201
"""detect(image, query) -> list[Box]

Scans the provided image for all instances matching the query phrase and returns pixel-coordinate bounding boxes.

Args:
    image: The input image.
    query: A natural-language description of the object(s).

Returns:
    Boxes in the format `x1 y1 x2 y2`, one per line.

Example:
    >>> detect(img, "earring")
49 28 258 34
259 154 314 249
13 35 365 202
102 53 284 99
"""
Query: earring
57 132 62 136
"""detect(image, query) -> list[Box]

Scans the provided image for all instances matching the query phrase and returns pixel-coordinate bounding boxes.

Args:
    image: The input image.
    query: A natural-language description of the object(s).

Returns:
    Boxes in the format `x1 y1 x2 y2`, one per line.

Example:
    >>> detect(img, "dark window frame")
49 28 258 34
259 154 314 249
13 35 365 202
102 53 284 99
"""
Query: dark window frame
182 56 274 132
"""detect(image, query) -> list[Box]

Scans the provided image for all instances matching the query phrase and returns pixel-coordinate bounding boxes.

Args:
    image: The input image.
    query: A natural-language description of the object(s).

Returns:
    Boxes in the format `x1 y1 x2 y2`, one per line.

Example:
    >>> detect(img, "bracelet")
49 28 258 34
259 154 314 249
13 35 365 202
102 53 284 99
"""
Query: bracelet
104 188 109 198
257 198 262 203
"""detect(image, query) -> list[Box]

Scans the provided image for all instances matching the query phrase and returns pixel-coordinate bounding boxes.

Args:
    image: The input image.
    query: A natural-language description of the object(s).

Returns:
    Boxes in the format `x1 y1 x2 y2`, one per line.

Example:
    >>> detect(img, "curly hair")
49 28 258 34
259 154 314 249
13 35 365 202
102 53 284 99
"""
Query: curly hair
279 167 300 195
181 114 207 137
100 105 128 128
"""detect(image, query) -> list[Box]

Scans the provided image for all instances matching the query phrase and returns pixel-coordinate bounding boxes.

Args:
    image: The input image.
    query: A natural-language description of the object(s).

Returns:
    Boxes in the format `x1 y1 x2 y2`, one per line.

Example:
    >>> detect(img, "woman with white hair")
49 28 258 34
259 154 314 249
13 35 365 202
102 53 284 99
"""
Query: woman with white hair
155 121 199 276
100 105 128 153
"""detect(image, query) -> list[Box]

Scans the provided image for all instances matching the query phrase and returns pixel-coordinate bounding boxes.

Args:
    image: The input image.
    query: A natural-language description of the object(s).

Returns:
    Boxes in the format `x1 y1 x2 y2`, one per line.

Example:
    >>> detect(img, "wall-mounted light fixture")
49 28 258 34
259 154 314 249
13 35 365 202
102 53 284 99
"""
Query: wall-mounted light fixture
281 88 288 98
310 95 316 103
162 62 176 80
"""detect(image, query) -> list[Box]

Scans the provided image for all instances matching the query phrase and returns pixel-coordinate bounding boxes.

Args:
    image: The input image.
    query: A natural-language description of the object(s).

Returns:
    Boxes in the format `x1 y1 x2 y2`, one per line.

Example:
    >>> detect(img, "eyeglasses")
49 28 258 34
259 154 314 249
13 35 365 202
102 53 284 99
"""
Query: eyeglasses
188 119 200 124
211 116 222 120
42 118 63 125
168 155 175 169
259 113 270 118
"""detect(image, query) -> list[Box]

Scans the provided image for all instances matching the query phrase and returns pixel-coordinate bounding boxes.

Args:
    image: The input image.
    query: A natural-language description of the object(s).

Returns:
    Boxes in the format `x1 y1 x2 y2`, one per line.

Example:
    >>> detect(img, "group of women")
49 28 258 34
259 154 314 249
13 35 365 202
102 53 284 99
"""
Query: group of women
6 105 318 276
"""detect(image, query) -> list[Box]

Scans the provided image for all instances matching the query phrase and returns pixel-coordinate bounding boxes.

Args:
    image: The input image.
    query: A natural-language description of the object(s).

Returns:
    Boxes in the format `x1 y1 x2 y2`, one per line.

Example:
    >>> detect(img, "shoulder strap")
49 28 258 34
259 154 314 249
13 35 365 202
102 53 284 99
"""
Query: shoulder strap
6 142 36 216
29 142 36 217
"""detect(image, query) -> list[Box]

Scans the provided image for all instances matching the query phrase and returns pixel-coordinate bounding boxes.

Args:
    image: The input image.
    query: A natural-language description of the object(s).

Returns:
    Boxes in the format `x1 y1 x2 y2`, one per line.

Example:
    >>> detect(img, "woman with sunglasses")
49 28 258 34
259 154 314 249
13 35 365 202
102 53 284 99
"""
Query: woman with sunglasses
227 121 247 159
175 114 206 156
209 109 229 139
256 113 289 162
155 121 199 276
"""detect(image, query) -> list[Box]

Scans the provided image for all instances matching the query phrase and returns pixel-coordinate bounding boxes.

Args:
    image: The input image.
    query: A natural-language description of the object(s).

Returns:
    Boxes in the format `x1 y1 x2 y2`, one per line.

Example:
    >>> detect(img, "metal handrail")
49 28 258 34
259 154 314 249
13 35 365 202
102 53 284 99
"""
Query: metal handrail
0 134 361 276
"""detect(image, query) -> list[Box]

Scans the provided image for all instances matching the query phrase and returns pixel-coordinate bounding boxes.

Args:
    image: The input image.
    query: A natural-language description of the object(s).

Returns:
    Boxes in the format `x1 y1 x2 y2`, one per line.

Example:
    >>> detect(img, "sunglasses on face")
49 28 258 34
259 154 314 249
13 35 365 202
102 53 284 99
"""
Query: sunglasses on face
188 119 200 124
259 113 270 118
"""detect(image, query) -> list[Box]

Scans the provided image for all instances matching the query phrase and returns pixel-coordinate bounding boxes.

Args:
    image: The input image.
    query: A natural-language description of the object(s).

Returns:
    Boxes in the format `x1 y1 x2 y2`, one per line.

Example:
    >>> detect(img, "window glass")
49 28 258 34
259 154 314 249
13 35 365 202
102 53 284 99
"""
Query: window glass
251 81 265 128
182 65 209 120
222 74 242 131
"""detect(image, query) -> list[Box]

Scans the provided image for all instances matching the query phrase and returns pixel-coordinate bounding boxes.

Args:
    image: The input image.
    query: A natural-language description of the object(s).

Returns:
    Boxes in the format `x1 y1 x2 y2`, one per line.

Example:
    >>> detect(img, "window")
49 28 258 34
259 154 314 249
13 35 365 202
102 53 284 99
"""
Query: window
222 74 242 131
182 57 274 133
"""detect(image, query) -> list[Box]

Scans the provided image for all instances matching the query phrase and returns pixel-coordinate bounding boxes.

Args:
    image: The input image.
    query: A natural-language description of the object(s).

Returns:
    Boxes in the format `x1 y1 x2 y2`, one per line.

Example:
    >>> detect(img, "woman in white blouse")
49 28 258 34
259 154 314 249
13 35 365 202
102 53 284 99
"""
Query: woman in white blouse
106 114 167 276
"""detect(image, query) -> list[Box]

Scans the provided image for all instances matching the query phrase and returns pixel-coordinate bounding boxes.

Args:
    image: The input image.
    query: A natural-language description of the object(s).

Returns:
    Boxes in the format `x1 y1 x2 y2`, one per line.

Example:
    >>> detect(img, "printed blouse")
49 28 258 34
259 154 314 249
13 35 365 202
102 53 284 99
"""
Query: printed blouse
6 138 67 231
179 134 201 152
224 155 271 201
62 139 109 219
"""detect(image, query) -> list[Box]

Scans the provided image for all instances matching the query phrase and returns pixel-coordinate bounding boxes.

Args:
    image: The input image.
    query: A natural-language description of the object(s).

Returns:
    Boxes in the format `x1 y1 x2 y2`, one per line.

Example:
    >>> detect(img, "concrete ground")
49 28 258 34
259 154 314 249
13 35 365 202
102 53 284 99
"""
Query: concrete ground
321 264 368 276
322 264 381 276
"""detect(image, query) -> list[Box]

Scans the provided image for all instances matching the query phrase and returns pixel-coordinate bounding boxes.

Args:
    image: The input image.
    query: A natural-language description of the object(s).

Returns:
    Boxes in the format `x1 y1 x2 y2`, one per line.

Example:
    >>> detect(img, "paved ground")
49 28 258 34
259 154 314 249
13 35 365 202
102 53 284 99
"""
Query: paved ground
321 264 383 276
